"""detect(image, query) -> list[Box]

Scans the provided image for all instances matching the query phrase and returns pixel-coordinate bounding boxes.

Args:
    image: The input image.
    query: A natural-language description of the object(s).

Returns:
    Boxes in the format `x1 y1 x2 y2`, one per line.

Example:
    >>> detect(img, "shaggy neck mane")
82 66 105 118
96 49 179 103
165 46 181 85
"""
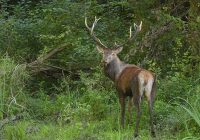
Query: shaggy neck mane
103 57 125 81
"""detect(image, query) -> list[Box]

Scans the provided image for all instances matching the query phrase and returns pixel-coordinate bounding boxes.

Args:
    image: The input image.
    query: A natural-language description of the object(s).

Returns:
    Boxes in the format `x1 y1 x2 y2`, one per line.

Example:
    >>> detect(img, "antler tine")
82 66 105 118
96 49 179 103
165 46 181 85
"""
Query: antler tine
85 17 90 31
91 16 100 34
85 16 107 48
129 26 132 38
134 21 142 33
115 21 142 48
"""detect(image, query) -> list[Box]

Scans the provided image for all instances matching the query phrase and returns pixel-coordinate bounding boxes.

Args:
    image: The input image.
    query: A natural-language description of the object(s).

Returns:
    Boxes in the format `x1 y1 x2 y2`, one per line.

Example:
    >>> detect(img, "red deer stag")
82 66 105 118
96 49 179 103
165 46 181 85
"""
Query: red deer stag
85 17 156 137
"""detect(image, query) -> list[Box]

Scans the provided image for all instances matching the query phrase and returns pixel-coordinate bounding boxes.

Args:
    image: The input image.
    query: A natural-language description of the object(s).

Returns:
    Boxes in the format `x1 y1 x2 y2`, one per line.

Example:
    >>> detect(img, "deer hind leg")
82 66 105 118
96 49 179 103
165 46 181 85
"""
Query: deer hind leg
131 80 143 137
119 95 126 129
133 95 141 138
145 79 156 137
128 97 133 125
148 99 155 137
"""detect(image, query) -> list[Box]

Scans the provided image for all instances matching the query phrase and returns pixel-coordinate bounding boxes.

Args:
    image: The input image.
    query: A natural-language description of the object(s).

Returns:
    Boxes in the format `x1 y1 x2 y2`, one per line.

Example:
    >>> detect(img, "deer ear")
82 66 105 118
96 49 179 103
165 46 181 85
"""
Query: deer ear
96 45 104 53
114 47 123 54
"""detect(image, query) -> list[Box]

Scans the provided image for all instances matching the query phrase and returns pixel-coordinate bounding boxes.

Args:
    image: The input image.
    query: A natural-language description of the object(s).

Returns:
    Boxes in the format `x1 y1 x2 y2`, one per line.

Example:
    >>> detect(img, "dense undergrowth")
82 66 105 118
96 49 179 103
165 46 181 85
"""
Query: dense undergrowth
0 0 200 140
0 56 199 140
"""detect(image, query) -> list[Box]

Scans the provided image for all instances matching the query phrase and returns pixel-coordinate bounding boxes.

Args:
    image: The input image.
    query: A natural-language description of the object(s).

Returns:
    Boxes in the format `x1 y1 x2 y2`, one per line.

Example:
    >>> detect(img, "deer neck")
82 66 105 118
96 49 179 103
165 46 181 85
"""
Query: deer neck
104 57 125 81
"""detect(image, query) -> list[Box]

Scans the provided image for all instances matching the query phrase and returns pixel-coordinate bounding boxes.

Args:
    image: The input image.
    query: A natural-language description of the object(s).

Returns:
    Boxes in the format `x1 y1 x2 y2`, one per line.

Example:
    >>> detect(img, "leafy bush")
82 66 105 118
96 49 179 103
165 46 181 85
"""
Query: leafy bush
158 73 194 102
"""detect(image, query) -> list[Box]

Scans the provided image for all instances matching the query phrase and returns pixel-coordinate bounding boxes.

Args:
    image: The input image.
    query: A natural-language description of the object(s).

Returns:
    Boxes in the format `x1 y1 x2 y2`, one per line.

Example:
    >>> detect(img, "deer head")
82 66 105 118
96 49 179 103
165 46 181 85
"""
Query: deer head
85 16 142 65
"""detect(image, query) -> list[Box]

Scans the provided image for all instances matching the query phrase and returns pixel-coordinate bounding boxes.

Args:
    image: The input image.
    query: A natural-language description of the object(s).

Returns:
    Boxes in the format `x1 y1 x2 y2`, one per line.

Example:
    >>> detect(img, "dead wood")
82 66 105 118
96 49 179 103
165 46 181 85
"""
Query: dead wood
27 44 68 74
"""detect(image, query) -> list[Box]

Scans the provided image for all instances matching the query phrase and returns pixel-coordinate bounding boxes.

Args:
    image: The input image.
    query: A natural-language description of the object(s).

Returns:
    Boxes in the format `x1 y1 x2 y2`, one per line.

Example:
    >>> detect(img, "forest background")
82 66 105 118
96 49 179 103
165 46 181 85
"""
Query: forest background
0 0 200 139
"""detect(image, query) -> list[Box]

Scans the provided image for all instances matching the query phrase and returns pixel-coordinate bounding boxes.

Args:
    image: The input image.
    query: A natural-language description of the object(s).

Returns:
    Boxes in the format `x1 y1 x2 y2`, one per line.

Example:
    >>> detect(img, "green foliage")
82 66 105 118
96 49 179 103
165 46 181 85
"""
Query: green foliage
175 91 200 137
0 55 29 119
1 0 199 76
158 73 194 101
3 121 29 140
1 0 200 139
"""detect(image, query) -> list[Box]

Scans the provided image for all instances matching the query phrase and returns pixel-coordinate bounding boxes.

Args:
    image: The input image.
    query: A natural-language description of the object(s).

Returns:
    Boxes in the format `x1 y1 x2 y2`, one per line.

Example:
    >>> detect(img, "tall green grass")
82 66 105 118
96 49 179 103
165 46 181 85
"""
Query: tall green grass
175 96 200 139
0 55 29 119
172 78 200 139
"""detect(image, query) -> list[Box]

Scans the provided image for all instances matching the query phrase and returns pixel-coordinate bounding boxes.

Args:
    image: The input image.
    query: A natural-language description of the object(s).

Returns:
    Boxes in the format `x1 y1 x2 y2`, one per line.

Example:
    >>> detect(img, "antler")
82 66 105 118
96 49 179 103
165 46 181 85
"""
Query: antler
114 21 142 48
85 16 107 48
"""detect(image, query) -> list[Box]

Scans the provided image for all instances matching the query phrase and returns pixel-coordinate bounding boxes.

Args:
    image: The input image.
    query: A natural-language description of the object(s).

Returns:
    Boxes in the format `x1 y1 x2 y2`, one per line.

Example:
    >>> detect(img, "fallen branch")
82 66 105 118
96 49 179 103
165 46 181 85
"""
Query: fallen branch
27 44 68 74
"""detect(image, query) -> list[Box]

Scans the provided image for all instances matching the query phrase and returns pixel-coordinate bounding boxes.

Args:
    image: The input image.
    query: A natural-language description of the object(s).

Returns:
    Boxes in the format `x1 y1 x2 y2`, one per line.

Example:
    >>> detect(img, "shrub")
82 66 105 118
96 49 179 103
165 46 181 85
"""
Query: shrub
0 55 29 119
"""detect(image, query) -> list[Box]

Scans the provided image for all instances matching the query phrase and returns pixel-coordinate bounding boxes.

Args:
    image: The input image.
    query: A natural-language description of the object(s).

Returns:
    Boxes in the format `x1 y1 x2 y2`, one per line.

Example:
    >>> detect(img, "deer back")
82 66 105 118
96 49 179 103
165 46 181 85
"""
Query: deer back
116 65 155 97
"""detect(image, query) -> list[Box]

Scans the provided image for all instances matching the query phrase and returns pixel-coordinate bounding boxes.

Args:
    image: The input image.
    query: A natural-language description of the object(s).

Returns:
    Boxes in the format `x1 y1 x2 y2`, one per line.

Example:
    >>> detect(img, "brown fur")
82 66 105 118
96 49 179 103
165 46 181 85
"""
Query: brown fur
116 66 142 95
109 64 156 137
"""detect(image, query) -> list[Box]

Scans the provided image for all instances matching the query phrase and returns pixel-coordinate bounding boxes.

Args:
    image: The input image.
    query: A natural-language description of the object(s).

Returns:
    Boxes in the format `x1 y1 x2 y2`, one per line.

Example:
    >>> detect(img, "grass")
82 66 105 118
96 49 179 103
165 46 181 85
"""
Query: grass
174 96 200 140
1 95 200 140
0 55 28 119
1 119 186 140
1 92 196 140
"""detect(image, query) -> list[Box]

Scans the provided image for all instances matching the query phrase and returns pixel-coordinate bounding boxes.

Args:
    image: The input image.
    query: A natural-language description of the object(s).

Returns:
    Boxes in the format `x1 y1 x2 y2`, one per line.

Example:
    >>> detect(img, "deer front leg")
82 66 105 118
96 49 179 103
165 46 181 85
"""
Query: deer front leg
119 96 125 129
148 100 156 137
